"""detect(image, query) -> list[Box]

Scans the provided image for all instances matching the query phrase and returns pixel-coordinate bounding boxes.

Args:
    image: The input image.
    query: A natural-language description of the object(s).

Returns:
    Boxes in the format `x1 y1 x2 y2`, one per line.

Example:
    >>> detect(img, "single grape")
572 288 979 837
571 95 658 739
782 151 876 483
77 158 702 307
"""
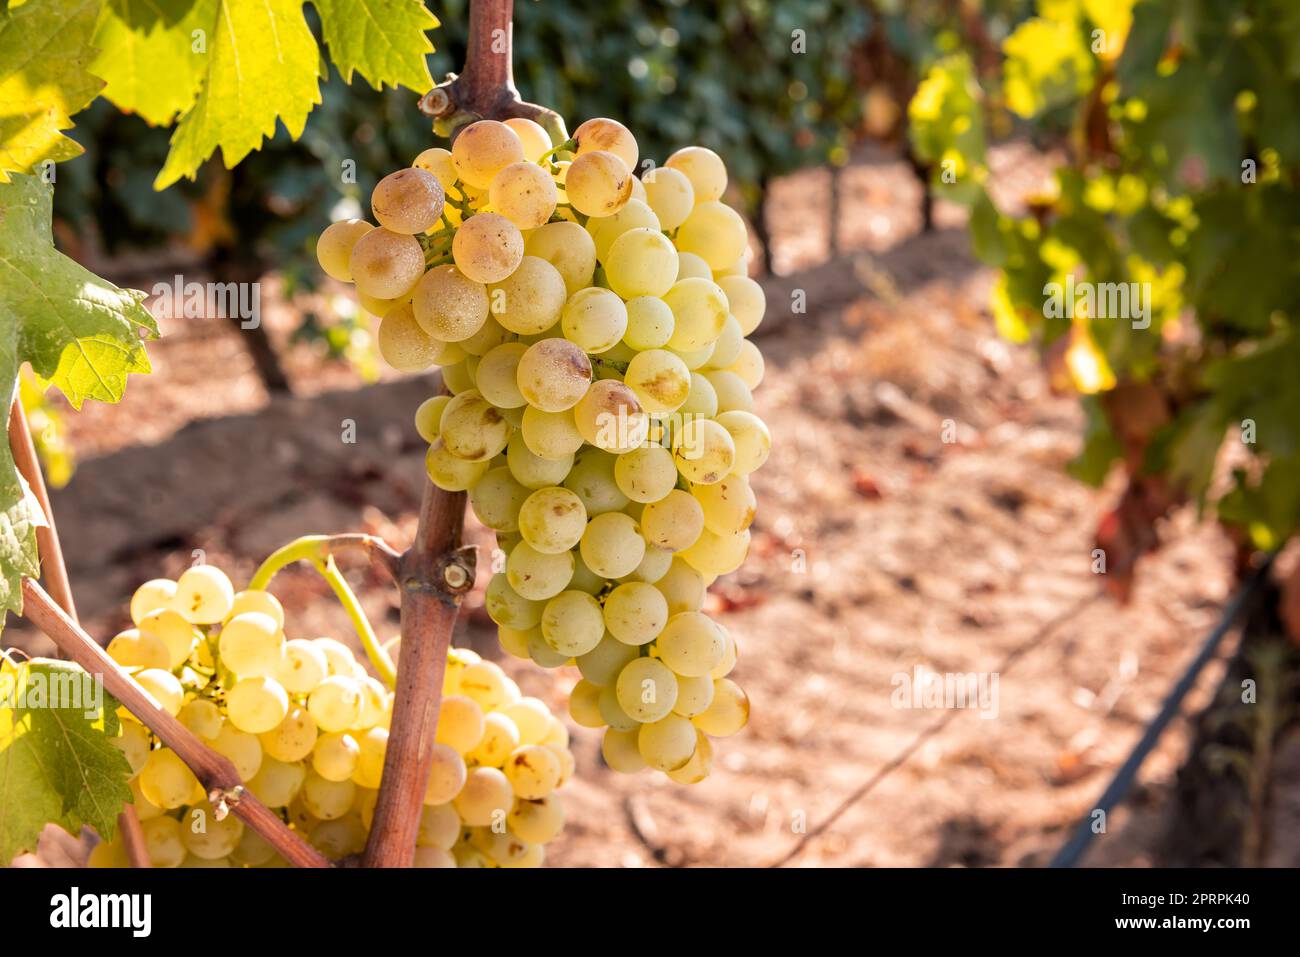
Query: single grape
520 405 585 460
452 119 526 189
541 590 605 656
573 117 639 172
259 705 318 763
615 657 679 723
579 512 646 579
412 264 489 342
638 714 698 772
516 338 592 412
623 296 675 351
601 727 648 773
371 168 445 234
218 611 284 678
437 389 512 462
605 227 678 299
378 303 439 372
672 673 716 718
350 228 425 300
675 200 749 270
717 274 766 335
614 445 678 503
672 417 736 485
415 395 452 444
642 165 695 230
573 380 648 453
665 146 728 202
705 369 754 413
426 439 491 491
692 678 750 736
603 580 670 646
469 713 520 768
663 278 730 352
576 635 641 685
561 287 628 354
679 527 751 577
725 339 766 389
675 251 713 281
227 676 290 734
524 221 597 295
565 150 633 216
489 161 558 229
436 695 486 754
506 432 575 488
654 611 725 677
453 212 525 284
693 474 757 534
453 766 514 826
173 564 234 624
504 117 553 162
487 255 566 335
135 668 184 716
504 744 561 799
563 448 631 516
641 489 705 552
715 409 771 474
591 199 660 263
316 219 374 281
506 542 575 601
666 730 714 784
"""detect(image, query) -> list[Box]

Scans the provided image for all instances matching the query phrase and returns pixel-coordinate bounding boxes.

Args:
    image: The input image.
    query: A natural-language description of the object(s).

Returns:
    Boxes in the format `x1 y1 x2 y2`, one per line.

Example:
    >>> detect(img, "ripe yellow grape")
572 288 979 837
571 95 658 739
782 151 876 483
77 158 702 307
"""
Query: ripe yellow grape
516 338 593 412
351 727 387 788
517 486 587 553
521 405 585 460
504 744 561 799
412 264 489 341
278 638 329 694
460 659 514 710
638 714 697 772
693 474 757 534
487 255 566 335
130 578 178 624
675 200 750 270
504 117 553 162
485 572 544 630
135 668 184 716
576 635 640 685
438 389 512 462
672 673 715 718
508 793 565 843
312 731 361 781
564 448 632 516
603 580 670 646
675 251 713 281
725 339 766 389
424 742 469 804
489 161 558 229
692 678 750 736
452 119 526 189
717 274 766 335
655 557 706 615
591 199 660 262
568 679 604 727
308 675 364 733
249 757 306 807
623 296 675 350
469 713 521 768
226 676 290 734
459 315 512 357
226 590 285 630
301 770 355 820
642 165 695 230
107 628 170 670
426 439 492 491
413 147 459 192
173 564 234 624
672 417 736 485
666 730 714 784
605 227 679 299
415 395 452 443
259 705 318 763
665 145 728 202
655 611 725 677
663 278 730 352
500 697 553 746
468 465 531 532
573 117 639 172
524 221 597 295
561 287 628 353
142 816 187 868
377 303 439 372
475 345 529 412
452 212 525 284
641 489 705 552
453 766 515 826
350 228 425 299
679 526 751 577
218 611 284 678
624 348 691 413
579 511 646 579
371 168 445 234
565 150 633 216
210 723 263 780
541 590 605 656
627 543 674 584
573 380 648 452
715 409 771 474
109 721 152 774
436 695 486 754
615 657 678 722
506 542 575 600
707 315 744 369
139 748 200 810
614 445 678 503
598 683 640 731
705 369 754 413
316 219 374 281
601 727 648 773
507 432 574 488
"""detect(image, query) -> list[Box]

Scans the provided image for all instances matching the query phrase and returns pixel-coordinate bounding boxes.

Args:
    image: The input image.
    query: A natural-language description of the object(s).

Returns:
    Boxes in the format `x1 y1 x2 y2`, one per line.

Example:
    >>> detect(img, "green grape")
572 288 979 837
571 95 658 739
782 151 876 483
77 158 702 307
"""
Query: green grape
440 360 476 395
135 668 184 716
451 119 526 189
507 432 575 488
664 278 730 352
541 590 604 656
542 717 570 749
641 489 704 552
459 660 512 711
666 730 713 784
173 564 234 624
138 608 200 667
435 696 486 755
711 626 738 678
518 486 587 553
615 657 678 722
308 675 364 733
565 150 633 216
508 794 565 843
507 542 575 600
573 117 639 172
453 212 525 284
426 440 491 491
603 581 670 646
453 767 514 826
561 287 628 354
706 315 744 369
485 572 544 629
623 296 675 351
672 418 736 485
591 199 660 262
528 631 570 668
488 261 566 340
524 221 597 295
568 679 604 727
259 705 318 763
654 612 725 677
601 727 648 773
301 770 356 820
107 628 170 670
504 744 561 799
378 303 440 372
130 578 177 625
278 638 329 694
672 341 716 371
725 339 765 389
691 678 750 736
569 552 608 594
638 714 697 772
693 474 757 534
573 380 649 452
665 146 727 202
625 543 673 584
715 410 771 475
312 731 361 782
499 697 552 746
350 228 425 299
227 676 290 734
675 251 713 281
504 117 552 163
672 673 715 718
614 446 678 503
642 165 695 230
142 817 186 868
716 275 765 336
469 467 531 532
316 219 374 281
217 611 283 678
576 635 640 685
412 265 489 342
468 713 521 768
605 227 678 299
139 748 200 810
458 315 512 357
249 757 306 807
210 722 263 780
579 512 646 579
418 802 462 849
674 200 748 270
704 370 754 413
517 338 592 412
371 168 445 234
415 395 452 444
310 817 369 860
226 590 284 629
521 406 585 460
624 349 691 414
437 389 512 462
489 161 558 229
111 720 152 775
598 683 641 731
679 527 751 577
497 624 531 659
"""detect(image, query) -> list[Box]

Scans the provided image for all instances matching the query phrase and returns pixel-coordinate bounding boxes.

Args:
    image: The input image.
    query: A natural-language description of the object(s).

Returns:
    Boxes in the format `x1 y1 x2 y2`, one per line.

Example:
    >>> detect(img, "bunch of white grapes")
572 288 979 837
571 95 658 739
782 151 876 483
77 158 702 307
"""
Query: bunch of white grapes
91 564 574 868
315 115 764 782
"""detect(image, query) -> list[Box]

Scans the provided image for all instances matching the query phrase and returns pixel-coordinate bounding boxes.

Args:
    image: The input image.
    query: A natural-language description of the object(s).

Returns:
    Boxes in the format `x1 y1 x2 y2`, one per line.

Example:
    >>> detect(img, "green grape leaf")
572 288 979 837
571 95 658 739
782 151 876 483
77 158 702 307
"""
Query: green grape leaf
313 0 438 93
0 657 133 863
1069 395 1123 487
0 174 156 616
0 0 104 181
90 0 219 127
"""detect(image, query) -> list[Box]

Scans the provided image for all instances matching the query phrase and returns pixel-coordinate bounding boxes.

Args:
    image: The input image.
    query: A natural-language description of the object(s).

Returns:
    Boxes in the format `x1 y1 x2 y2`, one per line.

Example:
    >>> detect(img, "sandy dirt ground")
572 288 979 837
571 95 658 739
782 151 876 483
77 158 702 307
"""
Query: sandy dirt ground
11 143 1273 869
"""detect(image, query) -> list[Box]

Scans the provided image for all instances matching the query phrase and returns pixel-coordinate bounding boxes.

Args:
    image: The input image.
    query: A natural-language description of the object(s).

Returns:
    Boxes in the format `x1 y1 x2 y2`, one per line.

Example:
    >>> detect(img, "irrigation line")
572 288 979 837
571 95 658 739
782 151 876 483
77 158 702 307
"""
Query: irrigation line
772 587 1104 867
1050 553 1277 868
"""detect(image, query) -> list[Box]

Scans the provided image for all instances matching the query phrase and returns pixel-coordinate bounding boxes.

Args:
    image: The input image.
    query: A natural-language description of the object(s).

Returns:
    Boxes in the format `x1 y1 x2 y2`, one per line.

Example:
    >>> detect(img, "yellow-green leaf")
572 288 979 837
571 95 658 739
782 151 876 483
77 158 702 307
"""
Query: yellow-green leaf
313 0 437 93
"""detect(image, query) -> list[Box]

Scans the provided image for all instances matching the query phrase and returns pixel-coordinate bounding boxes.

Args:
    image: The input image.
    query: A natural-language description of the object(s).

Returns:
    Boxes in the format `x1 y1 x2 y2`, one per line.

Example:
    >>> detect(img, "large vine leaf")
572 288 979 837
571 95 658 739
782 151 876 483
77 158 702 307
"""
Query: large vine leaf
0 657 133 863
150 0 437 190
0 173 156 615
0 0 105 181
